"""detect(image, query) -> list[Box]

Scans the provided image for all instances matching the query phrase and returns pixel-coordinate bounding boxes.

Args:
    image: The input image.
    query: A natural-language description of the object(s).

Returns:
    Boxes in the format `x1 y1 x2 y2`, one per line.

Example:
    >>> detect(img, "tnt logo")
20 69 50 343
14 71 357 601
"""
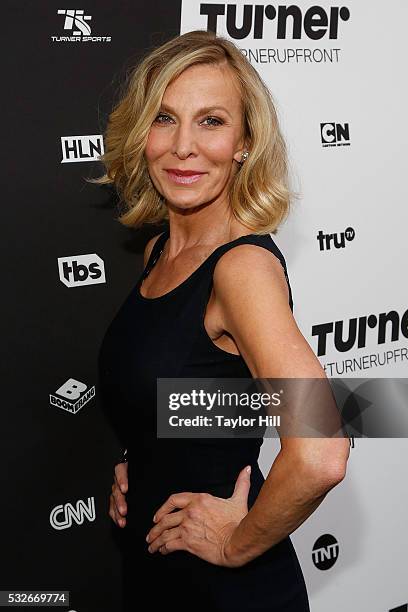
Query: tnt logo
50 496 95 530
321 122 350 147
58 254 106 287
57 9 92 36
50 378 95 414
317 227 355 251
61 135 104 163
312 534 339 570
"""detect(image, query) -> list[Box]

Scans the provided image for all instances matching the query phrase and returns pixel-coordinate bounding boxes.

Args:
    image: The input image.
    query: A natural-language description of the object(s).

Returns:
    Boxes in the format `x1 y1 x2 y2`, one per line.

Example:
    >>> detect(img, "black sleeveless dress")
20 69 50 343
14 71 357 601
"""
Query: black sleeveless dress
98 229 310 611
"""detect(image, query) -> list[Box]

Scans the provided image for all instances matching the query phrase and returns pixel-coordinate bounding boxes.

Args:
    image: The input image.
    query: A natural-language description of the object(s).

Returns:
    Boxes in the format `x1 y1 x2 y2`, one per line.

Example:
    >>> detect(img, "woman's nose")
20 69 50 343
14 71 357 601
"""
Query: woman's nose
171 124 198 159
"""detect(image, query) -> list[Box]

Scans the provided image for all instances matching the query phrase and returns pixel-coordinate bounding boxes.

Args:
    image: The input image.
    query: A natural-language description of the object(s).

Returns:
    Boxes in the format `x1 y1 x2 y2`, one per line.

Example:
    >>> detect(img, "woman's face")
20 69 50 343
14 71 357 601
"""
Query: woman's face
144 62 247 212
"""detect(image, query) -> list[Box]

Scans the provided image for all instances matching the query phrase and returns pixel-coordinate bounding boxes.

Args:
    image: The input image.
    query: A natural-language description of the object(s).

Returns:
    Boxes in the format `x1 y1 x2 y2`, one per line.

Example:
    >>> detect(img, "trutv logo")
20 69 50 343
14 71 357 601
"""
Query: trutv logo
317 227 355 251
200 4 350 39
58 254 106 287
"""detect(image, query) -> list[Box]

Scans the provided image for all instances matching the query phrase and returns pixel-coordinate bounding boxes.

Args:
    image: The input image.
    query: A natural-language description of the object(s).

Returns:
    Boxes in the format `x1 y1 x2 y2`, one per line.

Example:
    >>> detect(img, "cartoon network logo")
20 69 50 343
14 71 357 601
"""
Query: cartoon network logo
50 378 95 414
61 135 104 163
51 9 111 43
57 254 106 288
199 3 350 39
320 122 350 147
50 497 95 530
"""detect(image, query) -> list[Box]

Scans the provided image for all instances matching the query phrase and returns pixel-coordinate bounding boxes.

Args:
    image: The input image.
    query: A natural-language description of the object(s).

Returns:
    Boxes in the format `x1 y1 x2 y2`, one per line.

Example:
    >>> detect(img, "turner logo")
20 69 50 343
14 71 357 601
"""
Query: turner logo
312 534 339 569
51 9 111 43
50 496 96 530
58 254 106 287
200 4 350 39
61 135 104 163
50 378 95 414
317 227 355 251
321 122 350 147
312 307 408 357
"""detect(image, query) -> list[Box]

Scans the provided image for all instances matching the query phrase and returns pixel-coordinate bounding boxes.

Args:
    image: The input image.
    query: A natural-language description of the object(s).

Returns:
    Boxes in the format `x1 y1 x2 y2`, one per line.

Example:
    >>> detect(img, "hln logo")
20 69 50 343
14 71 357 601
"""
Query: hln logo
61 135 104 163
57 254 106 287
320 122 350 147
50 497 95 530
317 227 355 251
50 378 95 414
312 534 339 570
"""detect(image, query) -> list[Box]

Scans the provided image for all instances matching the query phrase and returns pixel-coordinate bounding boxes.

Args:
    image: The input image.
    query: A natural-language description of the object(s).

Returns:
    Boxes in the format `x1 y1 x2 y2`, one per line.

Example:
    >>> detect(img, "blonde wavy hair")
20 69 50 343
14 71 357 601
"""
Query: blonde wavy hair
91 29 298 234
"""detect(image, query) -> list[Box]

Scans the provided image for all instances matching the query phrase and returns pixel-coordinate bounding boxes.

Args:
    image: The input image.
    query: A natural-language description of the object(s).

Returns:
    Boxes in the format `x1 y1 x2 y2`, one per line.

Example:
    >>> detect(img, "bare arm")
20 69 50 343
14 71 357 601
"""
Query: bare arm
212 244 350 564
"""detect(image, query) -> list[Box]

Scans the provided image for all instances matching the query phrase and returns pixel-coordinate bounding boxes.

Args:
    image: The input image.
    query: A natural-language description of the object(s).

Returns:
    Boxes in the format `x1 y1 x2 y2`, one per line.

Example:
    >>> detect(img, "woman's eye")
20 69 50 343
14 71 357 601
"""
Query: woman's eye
203 116 223 127
154 113 172 124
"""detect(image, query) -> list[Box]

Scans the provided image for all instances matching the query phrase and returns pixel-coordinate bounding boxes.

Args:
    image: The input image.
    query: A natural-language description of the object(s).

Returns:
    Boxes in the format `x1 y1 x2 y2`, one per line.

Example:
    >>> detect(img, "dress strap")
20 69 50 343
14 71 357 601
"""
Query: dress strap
141 229 170 280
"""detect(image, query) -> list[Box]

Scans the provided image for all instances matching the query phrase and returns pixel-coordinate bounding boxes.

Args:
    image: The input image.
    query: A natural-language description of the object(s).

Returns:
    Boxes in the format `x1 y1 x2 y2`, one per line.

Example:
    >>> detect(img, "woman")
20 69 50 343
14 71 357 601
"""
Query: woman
97 30 350 611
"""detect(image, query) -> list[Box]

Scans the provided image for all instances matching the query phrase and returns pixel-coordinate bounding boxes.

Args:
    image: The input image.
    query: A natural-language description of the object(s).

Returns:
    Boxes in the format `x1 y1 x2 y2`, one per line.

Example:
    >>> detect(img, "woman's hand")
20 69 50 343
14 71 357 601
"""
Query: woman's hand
145 465 252 567
109 461 128 527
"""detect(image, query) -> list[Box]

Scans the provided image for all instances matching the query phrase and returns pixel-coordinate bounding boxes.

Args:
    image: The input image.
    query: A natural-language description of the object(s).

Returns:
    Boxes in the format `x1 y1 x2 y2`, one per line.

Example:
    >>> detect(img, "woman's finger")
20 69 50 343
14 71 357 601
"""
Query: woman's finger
115 462 128 494
148 526 182 554
153 492 195 523
109 493 126 527
146 510 184 543
112 482 127 516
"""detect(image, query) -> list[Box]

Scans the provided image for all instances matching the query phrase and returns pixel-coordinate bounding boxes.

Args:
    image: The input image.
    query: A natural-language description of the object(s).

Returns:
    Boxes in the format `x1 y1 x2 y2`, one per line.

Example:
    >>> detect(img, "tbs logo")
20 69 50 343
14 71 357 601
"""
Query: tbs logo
50 378 95 414
58 254 105 287
321 122 350 147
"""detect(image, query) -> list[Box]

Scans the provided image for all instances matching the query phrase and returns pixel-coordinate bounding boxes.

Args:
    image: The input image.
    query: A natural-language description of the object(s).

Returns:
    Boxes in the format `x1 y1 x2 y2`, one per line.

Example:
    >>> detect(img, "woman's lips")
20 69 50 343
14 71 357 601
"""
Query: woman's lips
166 170 206 185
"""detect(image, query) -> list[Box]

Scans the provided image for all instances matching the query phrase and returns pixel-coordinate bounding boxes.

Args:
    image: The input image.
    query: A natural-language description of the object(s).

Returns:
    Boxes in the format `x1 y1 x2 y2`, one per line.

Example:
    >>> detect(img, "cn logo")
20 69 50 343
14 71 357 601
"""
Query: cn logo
317 227 355 251
312 534 339 570
57 9 92 36
58 254 106 287
320 122 350 147
61 135 104 163
50 497 95 530
50 378 95 414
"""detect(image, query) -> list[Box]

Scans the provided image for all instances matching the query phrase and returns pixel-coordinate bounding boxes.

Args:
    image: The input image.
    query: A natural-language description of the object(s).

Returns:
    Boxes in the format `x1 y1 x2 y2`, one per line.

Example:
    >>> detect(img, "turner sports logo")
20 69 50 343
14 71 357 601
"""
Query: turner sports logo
200 4 350 39
312 307 408 357
51 9 112 43
58 254 106 288
312 534 339 570
50 378 95 414
321 122 350 147
50 497 95 530
61 135 104 164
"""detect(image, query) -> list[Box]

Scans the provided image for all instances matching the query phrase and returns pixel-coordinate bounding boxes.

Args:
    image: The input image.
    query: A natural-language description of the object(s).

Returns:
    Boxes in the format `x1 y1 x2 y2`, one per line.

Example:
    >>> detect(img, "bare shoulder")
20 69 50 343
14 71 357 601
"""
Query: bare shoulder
213 242 290 304
143 232 166 267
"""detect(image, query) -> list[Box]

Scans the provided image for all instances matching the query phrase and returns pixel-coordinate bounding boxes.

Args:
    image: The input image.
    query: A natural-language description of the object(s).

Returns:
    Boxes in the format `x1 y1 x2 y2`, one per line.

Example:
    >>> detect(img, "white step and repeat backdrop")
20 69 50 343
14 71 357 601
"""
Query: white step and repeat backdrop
180 2 408 611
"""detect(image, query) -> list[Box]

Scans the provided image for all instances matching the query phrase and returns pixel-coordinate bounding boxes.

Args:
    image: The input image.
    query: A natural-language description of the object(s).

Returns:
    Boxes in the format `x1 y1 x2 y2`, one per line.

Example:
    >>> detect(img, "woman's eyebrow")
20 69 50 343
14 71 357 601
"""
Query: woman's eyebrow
159 103 232 119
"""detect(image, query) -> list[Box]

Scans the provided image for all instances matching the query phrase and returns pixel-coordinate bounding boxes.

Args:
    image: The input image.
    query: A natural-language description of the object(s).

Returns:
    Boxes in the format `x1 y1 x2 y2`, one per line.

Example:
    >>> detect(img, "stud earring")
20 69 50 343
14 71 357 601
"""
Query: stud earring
240 150 249 163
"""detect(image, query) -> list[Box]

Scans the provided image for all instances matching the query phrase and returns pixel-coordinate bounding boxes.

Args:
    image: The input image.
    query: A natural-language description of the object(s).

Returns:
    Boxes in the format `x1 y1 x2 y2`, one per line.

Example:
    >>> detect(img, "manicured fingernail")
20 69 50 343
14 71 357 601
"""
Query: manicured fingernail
153 514 157 522
146 534 150 542
148 546 152 553
246 465 251 474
